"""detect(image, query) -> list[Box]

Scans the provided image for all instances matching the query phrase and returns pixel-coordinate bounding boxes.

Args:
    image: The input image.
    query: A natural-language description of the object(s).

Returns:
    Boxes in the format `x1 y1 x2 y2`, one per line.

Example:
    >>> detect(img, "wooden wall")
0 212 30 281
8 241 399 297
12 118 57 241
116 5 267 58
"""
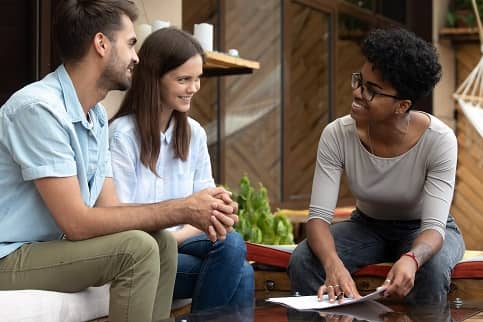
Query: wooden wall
182 0 220 179
184 0 284 200
182 0 361 207
223 0 282 200
284 3 330 202
452 42 483 250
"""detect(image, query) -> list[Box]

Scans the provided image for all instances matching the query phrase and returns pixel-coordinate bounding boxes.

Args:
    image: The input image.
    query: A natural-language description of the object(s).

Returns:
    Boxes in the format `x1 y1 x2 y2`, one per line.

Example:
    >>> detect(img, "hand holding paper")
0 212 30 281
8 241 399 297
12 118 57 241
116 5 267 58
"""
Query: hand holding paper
266 288 385 310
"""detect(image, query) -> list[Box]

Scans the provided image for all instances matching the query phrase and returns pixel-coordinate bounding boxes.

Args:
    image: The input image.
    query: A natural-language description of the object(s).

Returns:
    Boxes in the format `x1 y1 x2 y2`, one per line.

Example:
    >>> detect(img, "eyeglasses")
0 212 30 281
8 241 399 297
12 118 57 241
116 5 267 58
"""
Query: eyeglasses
351 72 405 102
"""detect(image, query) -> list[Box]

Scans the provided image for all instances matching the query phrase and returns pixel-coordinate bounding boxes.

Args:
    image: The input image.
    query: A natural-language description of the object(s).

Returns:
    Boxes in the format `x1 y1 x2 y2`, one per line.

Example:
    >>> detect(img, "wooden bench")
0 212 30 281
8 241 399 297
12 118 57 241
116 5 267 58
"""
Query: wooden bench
252 208 483 300
353 250 483 300
249 248 483 300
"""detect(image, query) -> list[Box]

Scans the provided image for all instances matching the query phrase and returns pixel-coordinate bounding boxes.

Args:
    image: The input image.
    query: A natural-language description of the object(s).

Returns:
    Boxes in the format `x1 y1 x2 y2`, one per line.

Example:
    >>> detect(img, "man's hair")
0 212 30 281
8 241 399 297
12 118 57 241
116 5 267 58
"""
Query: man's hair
54 0 138 63
361 28 442 103
113 27 205 174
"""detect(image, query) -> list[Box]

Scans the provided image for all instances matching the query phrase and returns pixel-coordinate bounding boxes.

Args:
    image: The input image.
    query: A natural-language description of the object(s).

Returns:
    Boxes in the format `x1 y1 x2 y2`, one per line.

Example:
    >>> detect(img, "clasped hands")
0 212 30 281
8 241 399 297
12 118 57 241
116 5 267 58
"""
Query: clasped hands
187 187 239 242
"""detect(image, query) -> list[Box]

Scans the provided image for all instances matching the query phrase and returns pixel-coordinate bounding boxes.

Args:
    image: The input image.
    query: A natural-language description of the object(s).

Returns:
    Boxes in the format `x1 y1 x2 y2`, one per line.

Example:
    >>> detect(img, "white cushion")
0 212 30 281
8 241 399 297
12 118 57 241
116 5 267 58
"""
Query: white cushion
0 285 109 322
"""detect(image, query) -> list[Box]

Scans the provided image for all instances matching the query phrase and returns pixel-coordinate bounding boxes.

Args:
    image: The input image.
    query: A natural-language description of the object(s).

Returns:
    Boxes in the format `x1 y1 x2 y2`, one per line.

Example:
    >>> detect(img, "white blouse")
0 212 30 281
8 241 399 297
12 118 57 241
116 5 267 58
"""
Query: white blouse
109 115 215 230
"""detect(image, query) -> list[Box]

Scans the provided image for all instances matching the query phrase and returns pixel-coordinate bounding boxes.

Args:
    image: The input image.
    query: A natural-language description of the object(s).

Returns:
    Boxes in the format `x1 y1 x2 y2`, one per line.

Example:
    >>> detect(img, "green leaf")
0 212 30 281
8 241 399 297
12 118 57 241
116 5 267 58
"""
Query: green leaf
249 226 263 244
230 175 294 245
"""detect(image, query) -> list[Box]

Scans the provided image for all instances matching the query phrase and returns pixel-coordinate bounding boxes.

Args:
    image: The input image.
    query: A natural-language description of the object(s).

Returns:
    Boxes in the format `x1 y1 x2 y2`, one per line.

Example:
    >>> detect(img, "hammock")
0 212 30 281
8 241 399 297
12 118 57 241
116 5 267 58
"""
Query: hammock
453 0 483 138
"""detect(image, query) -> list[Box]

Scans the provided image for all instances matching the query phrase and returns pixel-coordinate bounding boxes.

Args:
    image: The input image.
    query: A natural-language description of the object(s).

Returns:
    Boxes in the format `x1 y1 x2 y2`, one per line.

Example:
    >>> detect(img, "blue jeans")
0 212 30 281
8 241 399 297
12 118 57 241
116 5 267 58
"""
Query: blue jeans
173 231 254 312
288 210 465 304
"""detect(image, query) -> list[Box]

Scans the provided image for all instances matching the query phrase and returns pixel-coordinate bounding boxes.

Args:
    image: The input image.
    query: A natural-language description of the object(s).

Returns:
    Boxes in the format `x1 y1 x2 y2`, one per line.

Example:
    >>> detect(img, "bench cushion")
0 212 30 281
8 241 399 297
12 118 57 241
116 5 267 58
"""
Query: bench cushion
0 285 109 322
247 244 483 280
354 250 483 279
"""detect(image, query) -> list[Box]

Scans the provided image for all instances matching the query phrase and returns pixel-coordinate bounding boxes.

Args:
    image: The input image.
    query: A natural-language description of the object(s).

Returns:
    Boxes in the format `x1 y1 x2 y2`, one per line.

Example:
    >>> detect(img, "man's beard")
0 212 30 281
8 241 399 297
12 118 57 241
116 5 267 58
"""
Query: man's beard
98 47 132 92
99 61 132 92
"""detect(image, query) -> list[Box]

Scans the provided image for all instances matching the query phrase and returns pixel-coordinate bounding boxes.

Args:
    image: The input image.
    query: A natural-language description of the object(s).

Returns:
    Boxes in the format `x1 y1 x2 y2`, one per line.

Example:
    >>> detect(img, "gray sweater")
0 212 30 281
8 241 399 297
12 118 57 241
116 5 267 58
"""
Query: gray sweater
308 114 457 238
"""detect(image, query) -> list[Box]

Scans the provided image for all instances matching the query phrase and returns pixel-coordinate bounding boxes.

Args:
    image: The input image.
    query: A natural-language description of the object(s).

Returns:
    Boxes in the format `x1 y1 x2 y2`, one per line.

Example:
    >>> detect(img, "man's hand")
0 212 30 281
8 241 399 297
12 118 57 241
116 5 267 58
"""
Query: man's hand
213 189 239 232
184 187 237 242
214 189 239 216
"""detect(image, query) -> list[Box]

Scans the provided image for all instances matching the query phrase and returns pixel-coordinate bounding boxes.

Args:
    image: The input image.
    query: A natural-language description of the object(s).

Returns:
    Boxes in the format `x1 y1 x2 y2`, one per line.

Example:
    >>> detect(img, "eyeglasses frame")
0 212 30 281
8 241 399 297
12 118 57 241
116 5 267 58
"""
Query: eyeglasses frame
351 72 406 102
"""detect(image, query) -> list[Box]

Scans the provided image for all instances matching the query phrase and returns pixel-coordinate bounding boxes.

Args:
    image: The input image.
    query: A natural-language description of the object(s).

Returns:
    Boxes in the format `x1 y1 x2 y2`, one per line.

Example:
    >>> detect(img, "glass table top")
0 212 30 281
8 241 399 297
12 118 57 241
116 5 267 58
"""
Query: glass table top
158 298 483 322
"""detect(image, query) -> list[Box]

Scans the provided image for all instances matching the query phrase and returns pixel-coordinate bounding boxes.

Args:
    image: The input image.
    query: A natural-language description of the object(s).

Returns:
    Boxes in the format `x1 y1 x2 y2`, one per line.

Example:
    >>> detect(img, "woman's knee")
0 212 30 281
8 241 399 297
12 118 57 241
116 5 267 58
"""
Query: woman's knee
238 262 255 304
287 240 326 294
220 231 247 257
419 257 452 286
241 260 254 280
288 240 319 274
410 256 452 303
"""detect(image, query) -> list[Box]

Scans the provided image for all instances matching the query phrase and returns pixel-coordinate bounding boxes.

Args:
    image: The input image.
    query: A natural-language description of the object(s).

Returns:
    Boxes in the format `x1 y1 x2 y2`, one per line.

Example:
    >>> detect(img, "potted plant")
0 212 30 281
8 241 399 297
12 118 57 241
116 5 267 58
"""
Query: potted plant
447 0 483 28
233 175 294 245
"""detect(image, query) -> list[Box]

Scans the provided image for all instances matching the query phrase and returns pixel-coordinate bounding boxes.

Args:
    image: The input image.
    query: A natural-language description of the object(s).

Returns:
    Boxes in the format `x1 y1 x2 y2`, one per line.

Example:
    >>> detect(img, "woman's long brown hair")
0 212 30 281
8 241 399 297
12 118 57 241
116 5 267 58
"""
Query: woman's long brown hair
112 27 204 175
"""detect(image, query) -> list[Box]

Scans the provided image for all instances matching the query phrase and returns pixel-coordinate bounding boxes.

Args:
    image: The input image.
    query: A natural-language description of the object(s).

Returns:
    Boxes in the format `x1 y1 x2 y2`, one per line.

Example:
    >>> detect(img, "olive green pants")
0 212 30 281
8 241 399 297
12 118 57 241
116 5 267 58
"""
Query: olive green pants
0 230 177 322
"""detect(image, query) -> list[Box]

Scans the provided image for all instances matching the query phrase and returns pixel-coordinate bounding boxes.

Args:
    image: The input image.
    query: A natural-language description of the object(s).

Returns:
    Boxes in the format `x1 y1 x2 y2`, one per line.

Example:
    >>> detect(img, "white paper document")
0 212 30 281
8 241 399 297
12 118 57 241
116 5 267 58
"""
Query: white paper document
267 288 385 310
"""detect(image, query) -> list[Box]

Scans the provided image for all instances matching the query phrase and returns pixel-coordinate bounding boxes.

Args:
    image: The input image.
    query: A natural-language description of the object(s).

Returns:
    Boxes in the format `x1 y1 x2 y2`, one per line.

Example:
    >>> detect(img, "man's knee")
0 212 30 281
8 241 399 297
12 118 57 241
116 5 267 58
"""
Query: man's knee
152 229 177 254
117 230 161 264
151 230 177 272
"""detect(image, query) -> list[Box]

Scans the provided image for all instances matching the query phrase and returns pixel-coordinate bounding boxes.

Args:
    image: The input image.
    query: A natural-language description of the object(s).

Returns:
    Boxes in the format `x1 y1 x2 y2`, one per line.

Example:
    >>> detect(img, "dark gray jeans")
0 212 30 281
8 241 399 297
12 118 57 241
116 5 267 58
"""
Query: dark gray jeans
288 210 465 304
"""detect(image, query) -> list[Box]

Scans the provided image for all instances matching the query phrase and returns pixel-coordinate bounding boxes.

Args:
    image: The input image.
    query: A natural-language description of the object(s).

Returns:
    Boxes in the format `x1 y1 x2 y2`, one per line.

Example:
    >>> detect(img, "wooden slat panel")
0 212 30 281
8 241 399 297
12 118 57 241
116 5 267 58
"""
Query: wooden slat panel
183 0 220 179
284 2 330 202
455 43 481 85
450 43 483 250
451 110 483 250
182 0 218 127
222 0 282 200
334 40 365 119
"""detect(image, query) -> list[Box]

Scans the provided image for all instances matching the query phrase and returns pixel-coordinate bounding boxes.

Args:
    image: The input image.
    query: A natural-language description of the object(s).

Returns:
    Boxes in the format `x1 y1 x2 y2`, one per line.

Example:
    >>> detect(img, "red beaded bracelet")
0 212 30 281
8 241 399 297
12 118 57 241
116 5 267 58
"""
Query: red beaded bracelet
402 252 419 270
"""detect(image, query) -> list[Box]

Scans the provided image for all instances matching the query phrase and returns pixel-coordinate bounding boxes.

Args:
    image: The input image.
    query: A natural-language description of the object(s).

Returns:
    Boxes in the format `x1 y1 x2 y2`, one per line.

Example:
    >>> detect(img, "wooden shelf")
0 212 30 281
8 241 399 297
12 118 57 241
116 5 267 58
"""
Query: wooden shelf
439 27 480 41
202 51 260 77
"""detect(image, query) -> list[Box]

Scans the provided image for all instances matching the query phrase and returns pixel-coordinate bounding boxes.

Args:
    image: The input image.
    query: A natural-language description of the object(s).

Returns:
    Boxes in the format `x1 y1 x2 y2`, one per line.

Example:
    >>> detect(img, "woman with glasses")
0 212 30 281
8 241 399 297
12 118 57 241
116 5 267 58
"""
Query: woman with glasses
288 28 465 304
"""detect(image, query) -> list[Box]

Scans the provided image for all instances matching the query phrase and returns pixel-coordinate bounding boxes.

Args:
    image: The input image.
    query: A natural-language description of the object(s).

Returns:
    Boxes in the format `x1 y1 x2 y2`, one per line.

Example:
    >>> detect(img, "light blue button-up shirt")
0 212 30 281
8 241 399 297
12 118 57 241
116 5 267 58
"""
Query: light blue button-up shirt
109 115 215 231
0 65 112 259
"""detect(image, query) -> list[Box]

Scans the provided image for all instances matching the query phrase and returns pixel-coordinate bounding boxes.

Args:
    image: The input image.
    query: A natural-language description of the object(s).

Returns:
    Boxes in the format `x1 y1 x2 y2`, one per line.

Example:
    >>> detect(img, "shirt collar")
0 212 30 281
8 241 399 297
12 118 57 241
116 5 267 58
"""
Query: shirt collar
56 64 105 127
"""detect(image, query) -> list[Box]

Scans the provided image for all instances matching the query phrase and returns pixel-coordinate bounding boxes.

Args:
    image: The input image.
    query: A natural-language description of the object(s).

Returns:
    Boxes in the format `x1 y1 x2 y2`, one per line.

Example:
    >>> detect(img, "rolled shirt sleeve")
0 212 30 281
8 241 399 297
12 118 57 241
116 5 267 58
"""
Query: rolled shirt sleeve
4 103 77 180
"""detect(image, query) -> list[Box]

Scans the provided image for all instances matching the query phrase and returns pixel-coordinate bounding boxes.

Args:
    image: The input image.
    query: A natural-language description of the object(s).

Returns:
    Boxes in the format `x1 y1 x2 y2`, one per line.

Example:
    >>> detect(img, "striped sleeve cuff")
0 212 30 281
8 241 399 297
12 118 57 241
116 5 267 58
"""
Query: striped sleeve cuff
421 220 446 240
308 205 333 224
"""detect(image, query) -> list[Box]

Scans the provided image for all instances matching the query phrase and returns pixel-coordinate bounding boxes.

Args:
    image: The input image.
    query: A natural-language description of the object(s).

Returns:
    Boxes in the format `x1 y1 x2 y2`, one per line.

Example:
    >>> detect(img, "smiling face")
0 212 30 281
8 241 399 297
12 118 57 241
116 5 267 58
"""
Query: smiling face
159 54 203 113
351 62 405 122
101 14 139 91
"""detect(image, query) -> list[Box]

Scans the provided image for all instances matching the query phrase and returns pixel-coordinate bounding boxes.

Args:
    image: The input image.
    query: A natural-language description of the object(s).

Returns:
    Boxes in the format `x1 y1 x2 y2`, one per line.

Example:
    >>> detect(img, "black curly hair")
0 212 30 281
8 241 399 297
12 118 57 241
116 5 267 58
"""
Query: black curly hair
361 28 442 104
